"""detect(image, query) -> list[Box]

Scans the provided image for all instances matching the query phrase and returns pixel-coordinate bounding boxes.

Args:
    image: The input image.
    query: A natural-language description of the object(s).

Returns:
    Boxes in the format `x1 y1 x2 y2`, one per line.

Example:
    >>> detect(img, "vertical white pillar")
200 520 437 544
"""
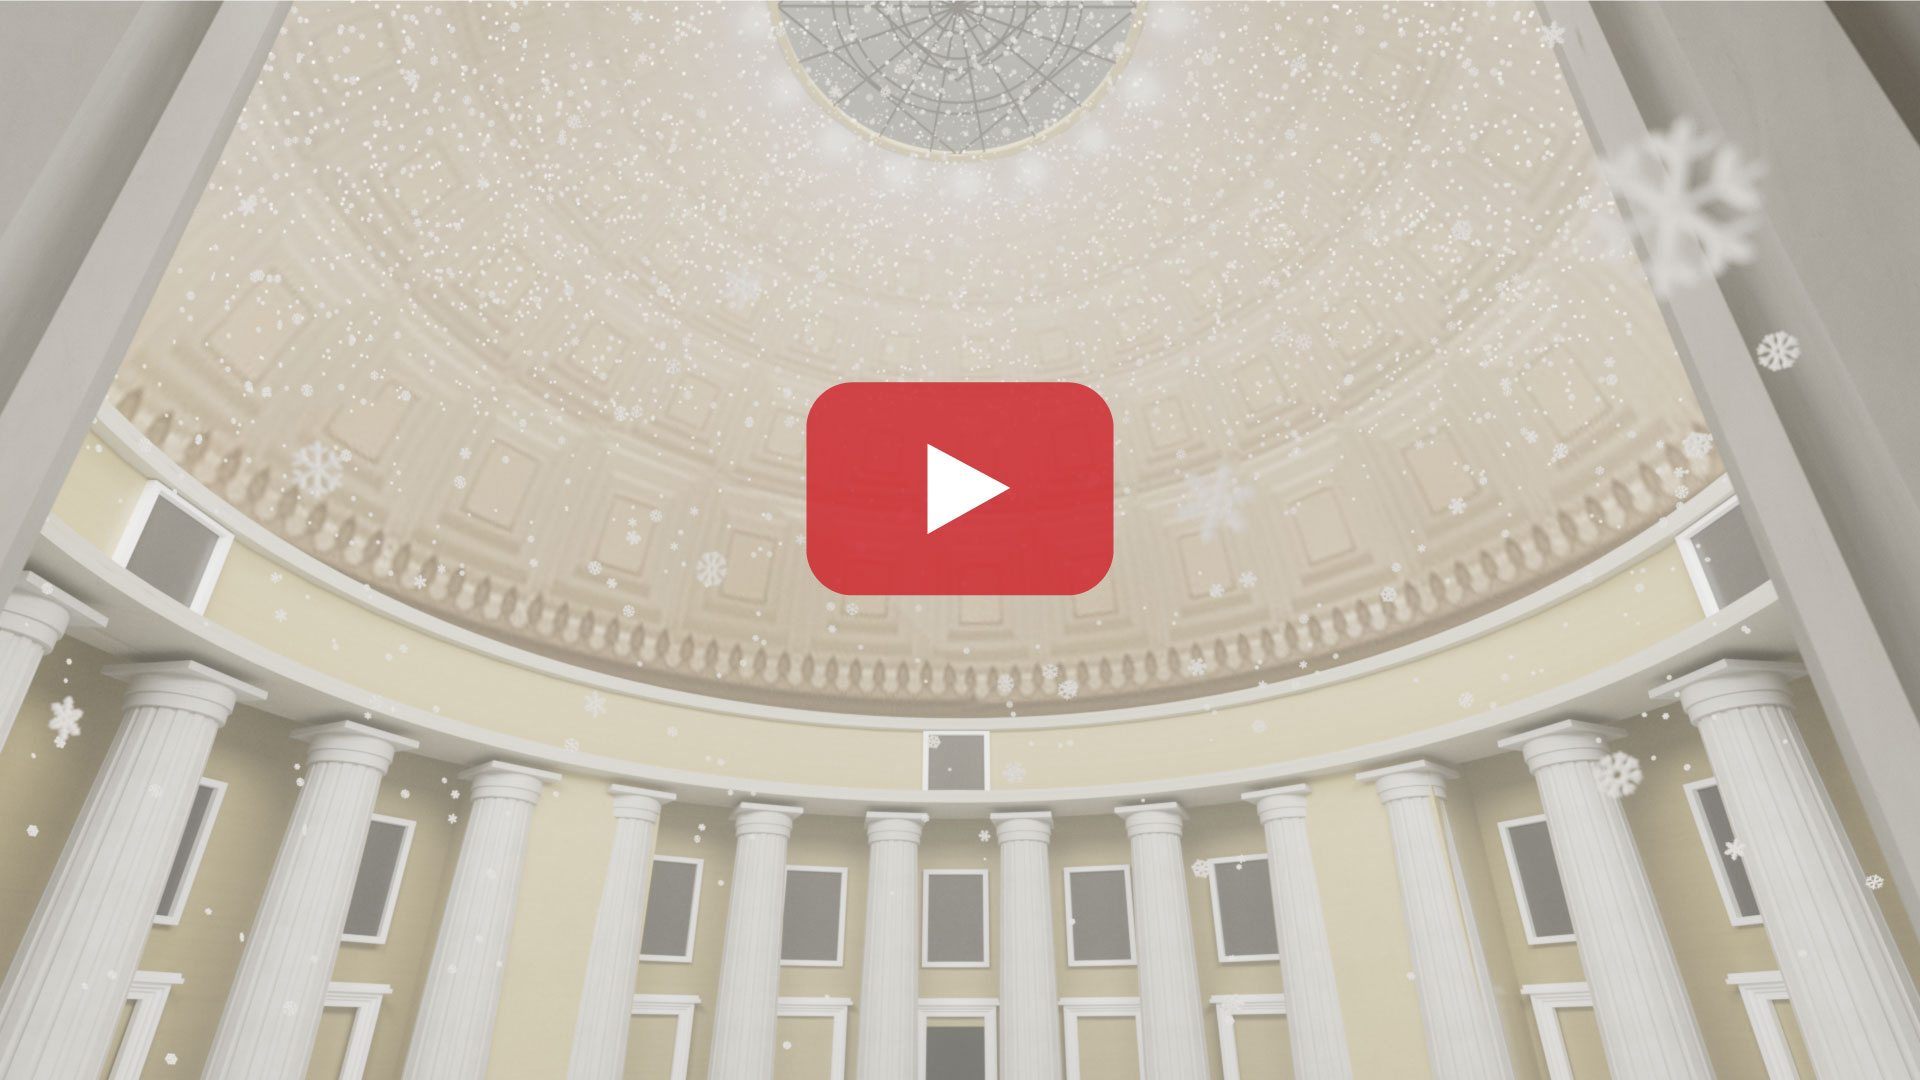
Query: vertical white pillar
857 811 929 1080
1356 761 1517 1080
1497 720 1715 1079
203 721 418 1080
401 760 559 1080
566 785 676 1080
0 573 104 751
1114 802 1209 1080
706 802 804 1080
991 811 1062 1080
0 660 263 1080
1658 659 1920 1077
1242 785 1354 1080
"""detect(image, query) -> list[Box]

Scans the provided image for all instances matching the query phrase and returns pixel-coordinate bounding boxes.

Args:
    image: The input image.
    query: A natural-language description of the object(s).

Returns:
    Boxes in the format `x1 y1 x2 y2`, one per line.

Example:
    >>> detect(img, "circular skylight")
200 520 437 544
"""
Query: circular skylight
777 1 1142 157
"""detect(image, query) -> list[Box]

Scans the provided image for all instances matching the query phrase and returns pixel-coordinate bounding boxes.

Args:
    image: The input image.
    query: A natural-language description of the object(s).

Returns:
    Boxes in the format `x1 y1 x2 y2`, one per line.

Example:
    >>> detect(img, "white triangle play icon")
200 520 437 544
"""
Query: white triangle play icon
927 444 1009 533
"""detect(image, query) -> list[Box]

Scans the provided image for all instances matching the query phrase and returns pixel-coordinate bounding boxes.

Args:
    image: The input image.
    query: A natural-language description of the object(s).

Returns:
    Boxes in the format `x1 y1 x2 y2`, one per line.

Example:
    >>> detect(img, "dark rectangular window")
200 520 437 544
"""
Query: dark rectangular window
1690 781 1762 923
1065 867 1134 965
342 816 414 942
1501 818 1575 942
925 732 988 790
781 867 846 965
1210 855 1280 961
155 779 224 923
926 1024 987 1080
639 856 703 960
924 870 988 967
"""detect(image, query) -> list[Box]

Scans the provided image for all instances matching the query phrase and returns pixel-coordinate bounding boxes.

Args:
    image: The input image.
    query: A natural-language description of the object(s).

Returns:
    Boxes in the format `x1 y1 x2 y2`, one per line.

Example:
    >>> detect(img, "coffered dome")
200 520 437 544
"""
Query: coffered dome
111 1 1716 716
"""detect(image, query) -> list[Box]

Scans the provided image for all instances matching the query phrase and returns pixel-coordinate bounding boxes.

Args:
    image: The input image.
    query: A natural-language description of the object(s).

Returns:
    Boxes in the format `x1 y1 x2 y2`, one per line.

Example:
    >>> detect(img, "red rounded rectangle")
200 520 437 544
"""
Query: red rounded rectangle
806 382 1113 596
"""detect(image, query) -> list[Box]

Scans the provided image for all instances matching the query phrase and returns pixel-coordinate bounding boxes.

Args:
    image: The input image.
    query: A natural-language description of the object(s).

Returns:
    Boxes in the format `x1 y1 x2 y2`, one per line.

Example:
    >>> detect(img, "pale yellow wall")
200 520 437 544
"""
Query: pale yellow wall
49 434 1709 794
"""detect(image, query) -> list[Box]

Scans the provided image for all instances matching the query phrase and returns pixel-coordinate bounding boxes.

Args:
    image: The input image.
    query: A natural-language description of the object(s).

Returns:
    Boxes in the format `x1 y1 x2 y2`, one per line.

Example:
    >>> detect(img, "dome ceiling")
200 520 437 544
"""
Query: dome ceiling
112 1 1717 716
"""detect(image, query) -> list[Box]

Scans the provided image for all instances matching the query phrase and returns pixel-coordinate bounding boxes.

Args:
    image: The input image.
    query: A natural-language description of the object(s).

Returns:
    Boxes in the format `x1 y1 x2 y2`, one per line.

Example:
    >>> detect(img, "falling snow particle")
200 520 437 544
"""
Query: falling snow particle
48 697 83 748
1755 331 1800 372
1593 751 1643 798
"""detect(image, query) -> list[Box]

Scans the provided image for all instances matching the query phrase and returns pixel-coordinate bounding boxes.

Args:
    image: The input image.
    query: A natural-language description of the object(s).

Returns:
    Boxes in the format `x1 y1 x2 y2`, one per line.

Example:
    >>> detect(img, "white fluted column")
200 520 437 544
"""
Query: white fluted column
857 811 929 1080
1357 761 1516 1080
204 721 419 1080
1115 802 1209 1080
0 573 104 752
707 802 804 1080
991 811 1062 1080
566 784 676 1080
401 760 560 1080
1243 785 1354 1080
0 660 263 1079
1498 720 1715 1078
1658 660 1920 1077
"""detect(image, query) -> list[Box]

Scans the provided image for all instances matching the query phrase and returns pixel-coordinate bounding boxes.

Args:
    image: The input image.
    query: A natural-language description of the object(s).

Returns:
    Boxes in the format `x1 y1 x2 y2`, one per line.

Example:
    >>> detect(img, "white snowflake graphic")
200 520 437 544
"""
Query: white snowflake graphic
1595 117 1763 298
722 267 764 311
996 673 1015 696
47 696 83 749
1868 874 1886 891
289 441 350 499
1380 585 1399 604
1237 570 1258 589
1208 583 1225 599
1593 751 1643 798
1447 496 1467 516
1755 331 1800 372
583 692 607 718
1723 839 1746 861
1457 692 1476 708
1175 464 1254 540
979 829 992 843
1681 432 1715 460
1057 678 1079 700
1184 657 1208 678
1251 718 1268 734
1539 22 1567 48
1191 859 1212 879
926 733 942 749
694 551 728 588
1041 663 1059 681
1002 761 1026 784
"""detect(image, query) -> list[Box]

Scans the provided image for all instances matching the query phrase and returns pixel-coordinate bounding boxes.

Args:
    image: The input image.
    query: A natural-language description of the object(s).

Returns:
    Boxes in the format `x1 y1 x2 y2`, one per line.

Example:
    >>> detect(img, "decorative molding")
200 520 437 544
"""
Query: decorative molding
1060 997 1143 1080
1209 993 1287 1080
1727 971 1802 1080
323 981 392 1080
105 971 184 1080
916 999 998 1080
631 994 701 1080
1520 982 1591 1080
87 407 1736 727
777 997 851 1080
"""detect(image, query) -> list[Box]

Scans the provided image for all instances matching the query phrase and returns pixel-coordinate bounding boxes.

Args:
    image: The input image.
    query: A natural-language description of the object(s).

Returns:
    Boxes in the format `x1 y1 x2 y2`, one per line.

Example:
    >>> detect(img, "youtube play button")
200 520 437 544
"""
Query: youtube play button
807 382 1113 595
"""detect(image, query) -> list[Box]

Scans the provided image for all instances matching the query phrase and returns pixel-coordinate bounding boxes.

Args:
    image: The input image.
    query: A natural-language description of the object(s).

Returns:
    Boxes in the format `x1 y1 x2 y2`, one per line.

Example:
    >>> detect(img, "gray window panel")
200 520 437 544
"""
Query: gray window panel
126 495 221 606
1067 869 1133 963
640 859 700 958
1213 857 1280 958
926 1024 987 1080
1697 784 1761 919
342 819 409 938
157 782 218 917
781 869 844 963
1691 504 1769 608
1508 820 1575 939
927 734 987 790
926 873 986 964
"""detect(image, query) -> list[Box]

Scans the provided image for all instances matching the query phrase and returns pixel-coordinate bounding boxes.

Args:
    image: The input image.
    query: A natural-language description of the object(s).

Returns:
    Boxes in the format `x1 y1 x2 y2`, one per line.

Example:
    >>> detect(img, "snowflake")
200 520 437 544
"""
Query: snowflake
1251 719 1267 734
1184 657 1208 678
1057 679 1079 700
1448 497 1467 516
1723 839 1746 861
1237 570 1258 589
926 733 942 749
1681 432 1715 460
844 601 860 616
694 551 728 588
583 692 607 718
289 441 349 498
722 268 764 311
1593 751 1643 798
448 813 459 825
25 825 38 837
411 575 428 589
587 560 603 575
996 673 1015 696
649 508 664 523
1451 219 1473 241
1539 21 1567 48
626 530 642 545
1175 464 1254 540
47 696 83 748
1002 761 1026 784
1380 585 1399 604
1596 117 1763 298
1041 663 1059 681
979 830 992 843
1457 692 1476 708
1868 874 1886 891
563 737 581 752
1191 859 1212 879
1755 331 1800 372
1208 583 1225 599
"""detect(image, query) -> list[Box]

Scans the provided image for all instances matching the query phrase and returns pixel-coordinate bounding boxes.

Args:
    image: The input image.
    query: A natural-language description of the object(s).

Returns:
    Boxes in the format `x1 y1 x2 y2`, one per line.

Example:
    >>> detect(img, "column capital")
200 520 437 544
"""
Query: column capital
1243 783 1311 823
1356 759 1458 803
3 572 105 651
732 801 803 838
1497 719 1626 772
865 810 930 844
459 760 560 805
990 810 1053 844
293 720 418 772
609 784 676 823
1651 658 1806 719
102 659 265 724
1115 801 1187 837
